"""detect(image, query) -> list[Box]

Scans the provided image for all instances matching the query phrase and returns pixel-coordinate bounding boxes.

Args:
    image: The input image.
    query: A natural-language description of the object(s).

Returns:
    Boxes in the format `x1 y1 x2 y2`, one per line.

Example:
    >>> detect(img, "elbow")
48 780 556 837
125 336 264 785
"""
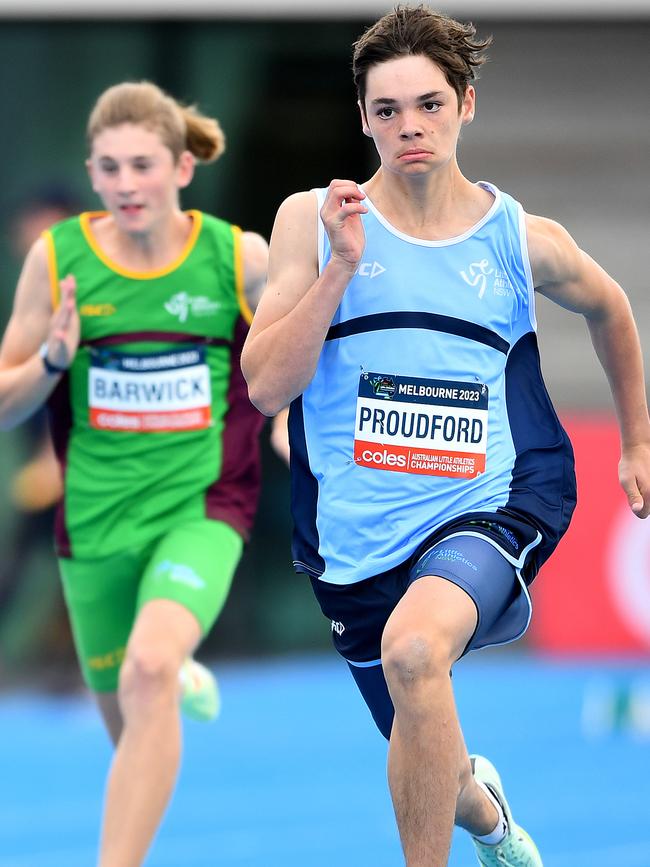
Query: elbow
247 382 285 418
241 351 286 417
244 368 288 416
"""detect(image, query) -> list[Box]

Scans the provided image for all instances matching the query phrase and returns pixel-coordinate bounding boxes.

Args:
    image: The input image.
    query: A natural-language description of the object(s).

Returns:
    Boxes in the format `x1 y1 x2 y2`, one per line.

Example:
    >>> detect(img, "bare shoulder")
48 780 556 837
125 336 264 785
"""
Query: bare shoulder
524 211 622 316
524 212 582 289
246 191 319 334
240 231 269 312
274 190 319 224
241 230 268 268
268 190 319 276
0 237 54 367
13 237 54 314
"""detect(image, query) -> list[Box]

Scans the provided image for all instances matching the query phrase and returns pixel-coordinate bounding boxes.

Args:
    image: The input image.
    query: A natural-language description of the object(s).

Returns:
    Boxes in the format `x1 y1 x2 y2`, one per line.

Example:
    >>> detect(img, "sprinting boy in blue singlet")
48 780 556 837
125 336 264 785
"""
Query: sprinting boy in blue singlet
242 7 650 866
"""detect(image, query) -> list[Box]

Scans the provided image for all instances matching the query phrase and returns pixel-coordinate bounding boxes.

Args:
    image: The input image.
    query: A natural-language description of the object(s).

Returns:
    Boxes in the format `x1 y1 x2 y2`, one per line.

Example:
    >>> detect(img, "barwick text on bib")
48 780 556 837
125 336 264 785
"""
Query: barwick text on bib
354 372 488 478
88 347 212 432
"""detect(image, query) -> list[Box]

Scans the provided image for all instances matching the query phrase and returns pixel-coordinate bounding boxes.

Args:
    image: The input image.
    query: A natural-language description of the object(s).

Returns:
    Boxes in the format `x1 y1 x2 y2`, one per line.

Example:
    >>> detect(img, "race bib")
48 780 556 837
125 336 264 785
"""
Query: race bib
354 372 488 478
88 347 212 432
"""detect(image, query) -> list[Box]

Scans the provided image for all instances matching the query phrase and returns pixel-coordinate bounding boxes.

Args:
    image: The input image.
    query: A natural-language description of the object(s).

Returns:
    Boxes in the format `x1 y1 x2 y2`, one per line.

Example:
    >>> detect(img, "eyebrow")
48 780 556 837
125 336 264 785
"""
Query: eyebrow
97 154 152 161
370 91 445 105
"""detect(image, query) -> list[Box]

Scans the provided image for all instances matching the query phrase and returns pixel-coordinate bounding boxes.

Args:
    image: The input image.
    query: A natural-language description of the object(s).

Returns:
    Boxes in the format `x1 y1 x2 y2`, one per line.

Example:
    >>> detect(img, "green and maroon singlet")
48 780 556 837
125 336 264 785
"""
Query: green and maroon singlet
44 210 264 559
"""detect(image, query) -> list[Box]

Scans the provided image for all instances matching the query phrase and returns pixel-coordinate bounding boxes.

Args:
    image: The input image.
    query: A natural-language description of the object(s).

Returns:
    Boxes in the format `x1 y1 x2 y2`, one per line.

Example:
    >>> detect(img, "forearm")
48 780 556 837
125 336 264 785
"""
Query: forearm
242 258 355 415
0 353 62 431
587 297 650 447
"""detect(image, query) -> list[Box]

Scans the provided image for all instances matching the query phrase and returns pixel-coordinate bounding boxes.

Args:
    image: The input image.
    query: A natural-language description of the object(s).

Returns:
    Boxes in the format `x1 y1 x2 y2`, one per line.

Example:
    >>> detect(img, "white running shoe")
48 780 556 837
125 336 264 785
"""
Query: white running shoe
470 754 543 866
180 658 220 722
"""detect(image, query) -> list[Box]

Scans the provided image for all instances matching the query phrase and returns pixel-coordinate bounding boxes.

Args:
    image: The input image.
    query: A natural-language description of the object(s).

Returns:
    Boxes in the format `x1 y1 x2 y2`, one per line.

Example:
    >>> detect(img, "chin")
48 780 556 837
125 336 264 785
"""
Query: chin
394 162 433 175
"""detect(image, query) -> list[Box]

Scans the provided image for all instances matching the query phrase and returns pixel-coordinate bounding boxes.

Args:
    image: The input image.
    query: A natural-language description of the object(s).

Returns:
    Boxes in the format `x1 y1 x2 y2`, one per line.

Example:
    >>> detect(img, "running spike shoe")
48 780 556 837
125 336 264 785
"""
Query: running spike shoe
469 754 543 866
180 658 220 722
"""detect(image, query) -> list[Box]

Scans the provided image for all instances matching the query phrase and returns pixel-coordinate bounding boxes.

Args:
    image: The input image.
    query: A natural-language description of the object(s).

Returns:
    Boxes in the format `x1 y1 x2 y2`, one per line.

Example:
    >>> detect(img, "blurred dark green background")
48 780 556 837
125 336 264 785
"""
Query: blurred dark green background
0 16 648 685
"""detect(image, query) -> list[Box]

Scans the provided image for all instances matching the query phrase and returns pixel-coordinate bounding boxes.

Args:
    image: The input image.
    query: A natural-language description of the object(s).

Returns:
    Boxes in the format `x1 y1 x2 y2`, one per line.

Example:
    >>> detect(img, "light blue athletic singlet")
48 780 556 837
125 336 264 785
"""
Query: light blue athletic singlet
289 182 575 585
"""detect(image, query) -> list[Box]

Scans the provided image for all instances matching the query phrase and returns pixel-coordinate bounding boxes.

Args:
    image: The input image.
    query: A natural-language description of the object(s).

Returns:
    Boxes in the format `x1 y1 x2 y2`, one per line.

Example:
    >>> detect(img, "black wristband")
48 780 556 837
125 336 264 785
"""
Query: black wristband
39 342 68 376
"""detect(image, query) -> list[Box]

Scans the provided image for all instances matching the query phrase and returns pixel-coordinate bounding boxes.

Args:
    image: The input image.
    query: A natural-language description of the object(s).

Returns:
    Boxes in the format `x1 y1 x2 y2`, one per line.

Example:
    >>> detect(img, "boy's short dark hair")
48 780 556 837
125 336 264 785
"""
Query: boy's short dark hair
353 5 491 112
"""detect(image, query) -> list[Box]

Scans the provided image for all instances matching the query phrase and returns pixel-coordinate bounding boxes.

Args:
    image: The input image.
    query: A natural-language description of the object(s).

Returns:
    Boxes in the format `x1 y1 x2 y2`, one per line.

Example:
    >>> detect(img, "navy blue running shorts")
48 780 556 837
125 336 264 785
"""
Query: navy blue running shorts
309 510 544 739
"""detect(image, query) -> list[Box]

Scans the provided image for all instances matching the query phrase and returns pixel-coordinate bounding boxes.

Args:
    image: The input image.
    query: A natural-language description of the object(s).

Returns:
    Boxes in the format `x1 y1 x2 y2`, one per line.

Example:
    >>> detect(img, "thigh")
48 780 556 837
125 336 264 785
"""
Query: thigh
310 567 406 666
59 548 148 692
382 572 479 667
409 532 525 654
138 518 243 637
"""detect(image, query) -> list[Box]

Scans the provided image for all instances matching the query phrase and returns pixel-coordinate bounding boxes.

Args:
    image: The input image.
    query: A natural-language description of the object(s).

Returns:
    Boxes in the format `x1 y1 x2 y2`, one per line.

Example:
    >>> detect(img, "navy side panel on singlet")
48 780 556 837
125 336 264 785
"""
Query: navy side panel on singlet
503 331 576 572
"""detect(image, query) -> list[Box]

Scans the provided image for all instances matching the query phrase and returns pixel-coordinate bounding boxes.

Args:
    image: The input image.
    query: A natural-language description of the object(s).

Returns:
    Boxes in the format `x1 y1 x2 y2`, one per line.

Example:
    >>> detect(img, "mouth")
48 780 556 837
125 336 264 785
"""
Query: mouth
118 203 145 216
398 149 432 161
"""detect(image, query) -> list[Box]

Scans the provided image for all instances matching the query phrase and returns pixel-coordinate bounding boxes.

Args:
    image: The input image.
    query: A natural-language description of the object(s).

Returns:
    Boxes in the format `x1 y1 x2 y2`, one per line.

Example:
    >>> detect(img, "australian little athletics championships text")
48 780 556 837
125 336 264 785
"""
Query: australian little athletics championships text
90 408 211 432
353 441 485 477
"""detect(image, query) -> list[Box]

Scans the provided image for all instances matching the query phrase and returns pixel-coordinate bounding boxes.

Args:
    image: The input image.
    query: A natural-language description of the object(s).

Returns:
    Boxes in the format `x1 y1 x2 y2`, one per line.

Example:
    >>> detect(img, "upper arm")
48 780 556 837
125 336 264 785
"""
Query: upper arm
0 238 54 370
526 213 624 318
245 191 319 340
241 231 269 313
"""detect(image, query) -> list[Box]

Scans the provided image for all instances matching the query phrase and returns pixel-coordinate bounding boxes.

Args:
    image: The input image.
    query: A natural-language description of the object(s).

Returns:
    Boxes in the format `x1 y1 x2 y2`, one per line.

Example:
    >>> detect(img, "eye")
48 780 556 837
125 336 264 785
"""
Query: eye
377 107 395 119
133 159 152 172
98 160 118 174
422 101 441 113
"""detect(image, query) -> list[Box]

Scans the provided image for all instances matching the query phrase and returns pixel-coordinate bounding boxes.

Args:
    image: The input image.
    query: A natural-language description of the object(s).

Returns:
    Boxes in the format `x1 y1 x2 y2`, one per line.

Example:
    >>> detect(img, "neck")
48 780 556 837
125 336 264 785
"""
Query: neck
91 209 193 270
363 164 493 241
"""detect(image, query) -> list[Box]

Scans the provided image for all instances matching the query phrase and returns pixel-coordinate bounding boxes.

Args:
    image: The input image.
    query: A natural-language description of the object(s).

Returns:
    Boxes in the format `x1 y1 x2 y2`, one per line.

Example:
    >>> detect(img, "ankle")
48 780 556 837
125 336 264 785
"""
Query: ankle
472 782 508 844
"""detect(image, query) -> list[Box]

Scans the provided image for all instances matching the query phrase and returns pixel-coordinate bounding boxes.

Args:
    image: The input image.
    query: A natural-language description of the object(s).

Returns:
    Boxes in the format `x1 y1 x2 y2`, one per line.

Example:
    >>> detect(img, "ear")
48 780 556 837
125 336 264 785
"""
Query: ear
85 158 100 193
358 99 373 138
176 150 195 189
461 85 476 126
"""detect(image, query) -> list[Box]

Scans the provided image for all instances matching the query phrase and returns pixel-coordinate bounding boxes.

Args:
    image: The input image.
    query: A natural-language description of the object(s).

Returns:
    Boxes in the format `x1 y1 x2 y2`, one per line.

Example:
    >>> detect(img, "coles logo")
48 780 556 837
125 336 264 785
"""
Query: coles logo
361 447 407 468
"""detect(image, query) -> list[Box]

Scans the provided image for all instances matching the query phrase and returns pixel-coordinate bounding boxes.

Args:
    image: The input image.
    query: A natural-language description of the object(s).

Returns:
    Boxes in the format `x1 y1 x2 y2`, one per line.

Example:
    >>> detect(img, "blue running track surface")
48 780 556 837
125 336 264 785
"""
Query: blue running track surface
0 652 649 866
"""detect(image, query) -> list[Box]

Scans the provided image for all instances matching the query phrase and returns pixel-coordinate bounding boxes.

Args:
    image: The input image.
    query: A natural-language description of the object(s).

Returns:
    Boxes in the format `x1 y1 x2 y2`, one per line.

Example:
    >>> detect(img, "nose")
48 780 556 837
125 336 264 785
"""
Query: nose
116 167 137 195
398 112 424 140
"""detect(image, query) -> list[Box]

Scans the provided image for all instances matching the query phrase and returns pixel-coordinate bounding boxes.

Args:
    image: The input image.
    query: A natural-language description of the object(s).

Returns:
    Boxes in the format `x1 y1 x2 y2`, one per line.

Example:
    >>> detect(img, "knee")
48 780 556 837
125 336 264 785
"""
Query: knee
381 629 453 695
118 642 180 710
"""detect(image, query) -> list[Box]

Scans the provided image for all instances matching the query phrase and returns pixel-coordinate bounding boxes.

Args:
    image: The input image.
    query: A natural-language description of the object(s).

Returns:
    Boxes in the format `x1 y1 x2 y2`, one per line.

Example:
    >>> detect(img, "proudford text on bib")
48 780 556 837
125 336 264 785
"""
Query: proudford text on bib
354 371 488 478
88 347 212 432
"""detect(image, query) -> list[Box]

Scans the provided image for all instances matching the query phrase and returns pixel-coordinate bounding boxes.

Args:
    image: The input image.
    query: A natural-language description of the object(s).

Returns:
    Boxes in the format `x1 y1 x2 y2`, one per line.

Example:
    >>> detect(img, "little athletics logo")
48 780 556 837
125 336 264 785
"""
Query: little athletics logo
154 560 206 590
164 291 221 323
460 259 513 299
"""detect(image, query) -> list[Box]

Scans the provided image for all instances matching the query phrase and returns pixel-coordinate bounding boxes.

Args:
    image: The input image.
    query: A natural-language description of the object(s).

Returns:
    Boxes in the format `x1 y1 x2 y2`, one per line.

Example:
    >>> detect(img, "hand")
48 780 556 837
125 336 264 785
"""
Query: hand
11 447 63 511
320 179 367 271
46 274 80 370
619 441 650 518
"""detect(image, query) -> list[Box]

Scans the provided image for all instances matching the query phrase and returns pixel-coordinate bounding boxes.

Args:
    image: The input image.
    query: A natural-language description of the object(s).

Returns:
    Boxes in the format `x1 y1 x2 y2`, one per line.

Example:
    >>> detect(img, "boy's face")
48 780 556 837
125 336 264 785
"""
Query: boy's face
86 123 194 236
360 54 474 177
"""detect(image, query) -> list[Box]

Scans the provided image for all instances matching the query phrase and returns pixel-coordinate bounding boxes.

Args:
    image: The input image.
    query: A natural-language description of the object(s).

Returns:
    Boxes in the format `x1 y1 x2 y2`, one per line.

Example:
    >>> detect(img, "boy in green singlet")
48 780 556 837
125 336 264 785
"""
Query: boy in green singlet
0 81 284 867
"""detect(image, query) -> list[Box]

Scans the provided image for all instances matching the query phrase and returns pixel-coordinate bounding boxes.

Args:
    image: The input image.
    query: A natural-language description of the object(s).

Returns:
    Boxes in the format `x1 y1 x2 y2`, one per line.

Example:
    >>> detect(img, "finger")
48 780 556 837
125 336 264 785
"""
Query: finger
55 303 72 330
326 180 365 203
633 485 649 518
329 178 364 192
336 201 368 218
60 274 77 293
622 476 645 516
57 275 77 310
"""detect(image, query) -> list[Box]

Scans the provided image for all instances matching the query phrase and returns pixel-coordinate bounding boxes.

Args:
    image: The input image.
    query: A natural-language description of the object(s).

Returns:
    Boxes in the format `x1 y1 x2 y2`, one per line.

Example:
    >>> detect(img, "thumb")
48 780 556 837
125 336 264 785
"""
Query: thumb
622 478 644 514
59 274 77 300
